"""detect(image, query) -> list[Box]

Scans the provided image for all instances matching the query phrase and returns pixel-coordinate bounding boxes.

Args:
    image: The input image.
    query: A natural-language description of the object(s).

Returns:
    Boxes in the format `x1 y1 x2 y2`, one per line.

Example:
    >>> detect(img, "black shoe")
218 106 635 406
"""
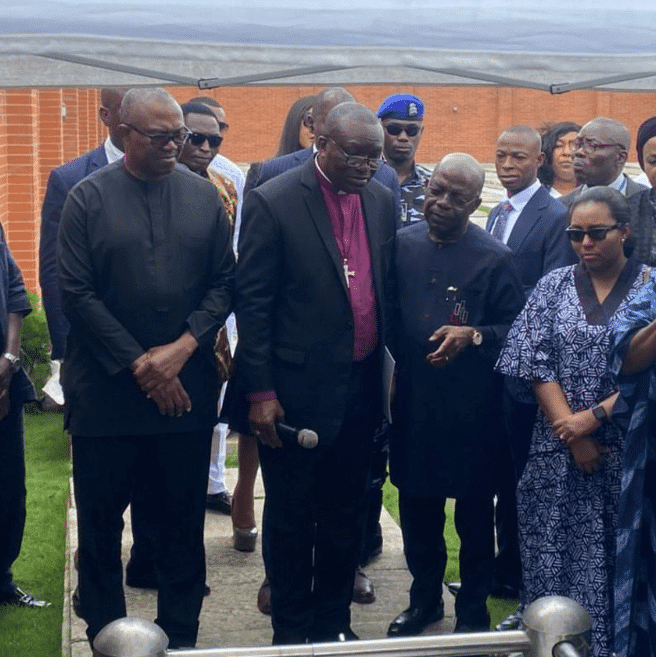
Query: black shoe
0 584 51 608
311 627 359 642
495 605 524 631
206 491 232 514
387 602 445 637
352 567 375 604
446 581 461 596
490 582 519 599
454 613 490 633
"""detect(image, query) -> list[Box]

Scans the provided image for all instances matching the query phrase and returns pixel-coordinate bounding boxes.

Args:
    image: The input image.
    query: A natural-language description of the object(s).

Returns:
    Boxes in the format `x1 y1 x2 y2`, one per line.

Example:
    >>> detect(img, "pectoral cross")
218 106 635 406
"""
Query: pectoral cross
343 259 355 288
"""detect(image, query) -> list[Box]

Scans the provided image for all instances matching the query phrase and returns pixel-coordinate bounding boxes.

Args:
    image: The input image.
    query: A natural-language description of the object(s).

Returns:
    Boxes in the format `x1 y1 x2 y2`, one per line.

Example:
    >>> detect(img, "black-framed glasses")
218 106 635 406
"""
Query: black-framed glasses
384 123 422 137
565 224 621 242
188 132 223 148
572 138 623 154
328 137 381 170
122 123 190 148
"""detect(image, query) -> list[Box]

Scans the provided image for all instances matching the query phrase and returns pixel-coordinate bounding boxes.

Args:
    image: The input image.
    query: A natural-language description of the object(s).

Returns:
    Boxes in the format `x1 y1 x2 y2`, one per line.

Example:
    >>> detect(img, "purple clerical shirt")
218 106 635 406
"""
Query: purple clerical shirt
247 159 379 403
316 159 378 361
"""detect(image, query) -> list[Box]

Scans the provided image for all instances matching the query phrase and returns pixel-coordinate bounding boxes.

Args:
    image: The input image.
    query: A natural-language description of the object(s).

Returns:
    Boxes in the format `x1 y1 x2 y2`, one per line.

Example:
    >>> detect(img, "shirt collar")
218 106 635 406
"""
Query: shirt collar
104 136 124 164
507 179 541 213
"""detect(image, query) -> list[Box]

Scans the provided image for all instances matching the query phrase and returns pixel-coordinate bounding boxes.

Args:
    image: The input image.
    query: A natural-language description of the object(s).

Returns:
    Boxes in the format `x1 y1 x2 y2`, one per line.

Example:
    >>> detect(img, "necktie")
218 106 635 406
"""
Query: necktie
492 200 513 241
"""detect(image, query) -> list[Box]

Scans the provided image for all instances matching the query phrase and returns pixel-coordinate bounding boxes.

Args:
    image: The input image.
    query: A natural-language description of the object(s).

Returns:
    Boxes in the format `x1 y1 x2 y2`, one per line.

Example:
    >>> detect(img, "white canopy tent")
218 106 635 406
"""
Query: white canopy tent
2 0 656 92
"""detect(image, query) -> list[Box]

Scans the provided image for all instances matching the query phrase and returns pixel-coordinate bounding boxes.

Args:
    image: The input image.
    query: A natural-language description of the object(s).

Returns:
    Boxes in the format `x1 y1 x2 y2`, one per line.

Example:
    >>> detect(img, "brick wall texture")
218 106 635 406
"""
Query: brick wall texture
1 84 655 292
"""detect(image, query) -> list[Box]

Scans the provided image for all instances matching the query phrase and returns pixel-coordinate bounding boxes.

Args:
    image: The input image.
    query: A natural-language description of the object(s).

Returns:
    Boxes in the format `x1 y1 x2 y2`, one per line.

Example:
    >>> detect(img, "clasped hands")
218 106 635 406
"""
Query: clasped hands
552 410 606 474
131 332 198 417
426 325 476 367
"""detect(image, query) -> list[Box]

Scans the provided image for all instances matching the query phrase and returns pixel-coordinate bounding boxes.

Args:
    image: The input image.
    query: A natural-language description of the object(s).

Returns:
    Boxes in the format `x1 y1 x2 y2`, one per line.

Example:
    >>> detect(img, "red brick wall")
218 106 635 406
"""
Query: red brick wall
1 84 655 292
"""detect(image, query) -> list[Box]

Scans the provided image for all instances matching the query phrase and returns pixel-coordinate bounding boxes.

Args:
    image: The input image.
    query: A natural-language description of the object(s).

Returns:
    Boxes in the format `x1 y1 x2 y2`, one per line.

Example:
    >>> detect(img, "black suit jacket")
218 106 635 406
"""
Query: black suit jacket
40 144 109 358
560 175 647 208
236 158 396 444
245 146 403 226
487 185 576 295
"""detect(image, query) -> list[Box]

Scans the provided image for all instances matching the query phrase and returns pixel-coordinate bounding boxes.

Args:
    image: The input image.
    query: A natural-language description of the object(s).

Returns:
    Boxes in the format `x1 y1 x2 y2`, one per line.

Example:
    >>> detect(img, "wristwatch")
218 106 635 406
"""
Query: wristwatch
591 403 608 423
471 329 483 346
2 352 21 372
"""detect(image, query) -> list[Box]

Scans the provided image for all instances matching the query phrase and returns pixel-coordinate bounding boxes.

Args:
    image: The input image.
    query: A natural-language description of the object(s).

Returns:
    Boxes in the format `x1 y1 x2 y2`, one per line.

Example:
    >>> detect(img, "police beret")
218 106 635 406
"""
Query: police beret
376 93 424 120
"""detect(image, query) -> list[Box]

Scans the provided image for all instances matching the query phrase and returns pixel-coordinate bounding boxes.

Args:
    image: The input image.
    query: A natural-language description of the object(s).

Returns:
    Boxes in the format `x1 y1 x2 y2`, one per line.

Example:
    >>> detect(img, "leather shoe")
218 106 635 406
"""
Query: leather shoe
206 491 232 514
447 581 461 596
257 575 271 615
0 584 51 608
495 605 524 631
352 567 375 604
311 627 359 642
387 602 444 637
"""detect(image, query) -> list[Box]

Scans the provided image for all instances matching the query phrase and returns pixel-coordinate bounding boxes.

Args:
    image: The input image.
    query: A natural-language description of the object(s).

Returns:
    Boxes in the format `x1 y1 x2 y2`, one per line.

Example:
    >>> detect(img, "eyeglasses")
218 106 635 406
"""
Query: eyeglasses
328 138 382 170
384 123 422 137
123 123 190 148
572 138 623 154
565 224 622 242
188 132 223 148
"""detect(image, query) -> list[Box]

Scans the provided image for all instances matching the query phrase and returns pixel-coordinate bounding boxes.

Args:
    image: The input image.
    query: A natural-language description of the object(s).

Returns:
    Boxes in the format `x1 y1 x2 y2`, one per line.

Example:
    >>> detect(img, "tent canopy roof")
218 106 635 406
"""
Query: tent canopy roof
3 1 656 91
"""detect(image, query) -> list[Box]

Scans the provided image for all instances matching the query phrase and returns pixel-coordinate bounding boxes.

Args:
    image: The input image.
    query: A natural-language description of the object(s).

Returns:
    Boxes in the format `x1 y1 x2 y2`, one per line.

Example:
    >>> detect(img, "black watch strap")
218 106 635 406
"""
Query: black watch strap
592 403 608 423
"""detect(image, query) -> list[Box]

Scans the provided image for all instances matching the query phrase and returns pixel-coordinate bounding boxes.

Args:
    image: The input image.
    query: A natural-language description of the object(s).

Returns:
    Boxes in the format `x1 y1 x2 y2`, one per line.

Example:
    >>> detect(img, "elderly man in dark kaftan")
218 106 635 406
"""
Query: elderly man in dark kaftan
57 88 234 649
387 154 524 637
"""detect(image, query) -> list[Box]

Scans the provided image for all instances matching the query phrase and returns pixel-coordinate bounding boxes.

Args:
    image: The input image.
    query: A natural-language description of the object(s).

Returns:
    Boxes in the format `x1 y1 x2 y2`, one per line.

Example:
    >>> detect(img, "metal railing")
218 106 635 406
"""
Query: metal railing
93 596 592 657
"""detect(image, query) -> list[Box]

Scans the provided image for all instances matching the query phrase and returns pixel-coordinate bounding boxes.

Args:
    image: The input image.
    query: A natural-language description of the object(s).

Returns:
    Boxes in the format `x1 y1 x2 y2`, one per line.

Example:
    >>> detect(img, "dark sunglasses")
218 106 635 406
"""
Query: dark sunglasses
565 224 621 242
384 123 422 137
188 132 222 148
122 123 190 148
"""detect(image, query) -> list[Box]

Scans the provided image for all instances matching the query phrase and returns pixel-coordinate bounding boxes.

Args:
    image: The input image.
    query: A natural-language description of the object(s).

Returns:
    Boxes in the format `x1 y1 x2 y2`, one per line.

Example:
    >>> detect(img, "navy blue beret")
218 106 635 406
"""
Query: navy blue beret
377 93 424 120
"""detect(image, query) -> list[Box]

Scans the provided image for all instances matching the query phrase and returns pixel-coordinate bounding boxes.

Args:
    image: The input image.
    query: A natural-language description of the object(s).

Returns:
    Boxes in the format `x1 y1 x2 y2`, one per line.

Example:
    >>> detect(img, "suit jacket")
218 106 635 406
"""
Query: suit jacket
486 185 576 296
236 157 396 445
40 145 109 358
245 146 403 226
559 174 647 208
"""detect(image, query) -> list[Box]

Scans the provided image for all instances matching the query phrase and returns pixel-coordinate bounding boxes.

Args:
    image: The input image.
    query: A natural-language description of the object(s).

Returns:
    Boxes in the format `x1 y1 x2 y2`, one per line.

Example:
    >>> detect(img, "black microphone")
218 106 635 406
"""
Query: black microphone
275 422 319 449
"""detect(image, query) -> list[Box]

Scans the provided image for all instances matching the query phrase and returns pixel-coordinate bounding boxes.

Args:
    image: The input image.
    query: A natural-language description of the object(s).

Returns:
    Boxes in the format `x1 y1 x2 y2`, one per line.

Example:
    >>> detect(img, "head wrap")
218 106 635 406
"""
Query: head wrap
636 116 656 169
376 93 424 120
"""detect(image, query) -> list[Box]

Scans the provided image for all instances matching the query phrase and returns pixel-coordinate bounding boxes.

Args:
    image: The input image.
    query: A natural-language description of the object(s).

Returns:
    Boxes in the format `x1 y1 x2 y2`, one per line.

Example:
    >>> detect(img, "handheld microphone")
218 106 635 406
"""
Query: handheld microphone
275 422 319 449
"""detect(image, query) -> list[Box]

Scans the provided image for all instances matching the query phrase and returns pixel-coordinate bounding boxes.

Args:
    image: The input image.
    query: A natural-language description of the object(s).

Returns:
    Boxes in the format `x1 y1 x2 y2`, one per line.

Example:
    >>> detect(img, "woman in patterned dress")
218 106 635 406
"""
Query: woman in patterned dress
608 270 656 655
497 187 648 657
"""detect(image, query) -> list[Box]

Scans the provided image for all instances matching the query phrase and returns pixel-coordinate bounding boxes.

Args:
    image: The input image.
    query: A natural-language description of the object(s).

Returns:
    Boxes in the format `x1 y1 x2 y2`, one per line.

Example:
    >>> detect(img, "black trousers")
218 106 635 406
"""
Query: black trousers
0 403 26 594
259 356 379 645
398 492 494 628
72 429 212 648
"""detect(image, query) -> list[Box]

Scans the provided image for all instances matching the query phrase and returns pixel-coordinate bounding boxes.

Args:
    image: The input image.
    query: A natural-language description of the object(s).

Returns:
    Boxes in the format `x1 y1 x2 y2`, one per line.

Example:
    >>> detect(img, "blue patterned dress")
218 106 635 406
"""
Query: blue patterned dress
497 261 646 657
608 272 656 657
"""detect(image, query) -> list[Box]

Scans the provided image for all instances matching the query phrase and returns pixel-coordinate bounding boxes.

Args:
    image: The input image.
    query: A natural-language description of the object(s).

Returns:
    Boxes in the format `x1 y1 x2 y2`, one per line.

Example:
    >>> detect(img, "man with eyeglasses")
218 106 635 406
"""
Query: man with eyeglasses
233 102 395 644
561 117 646 208
377 93 431 226
388 154 524 638
58 87 235 650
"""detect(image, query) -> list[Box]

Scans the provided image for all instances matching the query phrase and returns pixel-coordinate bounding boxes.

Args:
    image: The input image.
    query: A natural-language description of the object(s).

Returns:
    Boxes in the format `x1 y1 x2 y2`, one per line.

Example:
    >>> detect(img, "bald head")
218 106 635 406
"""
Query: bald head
119 88 185 181
323 102 382 142
437 153 485 196
424 153 484 242
573 117 630 186
495 125 544 195
119 88 180 125
99 87 128 150
311 87 356 139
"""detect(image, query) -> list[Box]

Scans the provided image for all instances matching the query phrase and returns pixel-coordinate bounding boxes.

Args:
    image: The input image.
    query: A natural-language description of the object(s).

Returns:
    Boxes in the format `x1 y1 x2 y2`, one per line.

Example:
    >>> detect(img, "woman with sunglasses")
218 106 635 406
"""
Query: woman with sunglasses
496 186 648 657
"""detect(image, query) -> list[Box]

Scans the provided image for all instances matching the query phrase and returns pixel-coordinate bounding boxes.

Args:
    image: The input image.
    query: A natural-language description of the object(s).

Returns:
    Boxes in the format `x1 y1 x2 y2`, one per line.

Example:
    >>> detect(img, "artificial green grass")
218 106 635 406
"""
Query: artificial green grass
0 411 70 657
382 479 519 629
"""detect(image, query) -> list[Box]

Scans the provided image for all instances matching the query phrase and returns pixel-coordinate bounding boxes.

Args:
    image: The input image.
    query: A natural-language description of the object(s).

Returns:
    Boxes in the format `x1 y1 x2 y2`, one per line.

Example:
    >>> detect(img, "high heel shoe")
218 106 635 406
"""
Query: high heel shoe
233 526 258 552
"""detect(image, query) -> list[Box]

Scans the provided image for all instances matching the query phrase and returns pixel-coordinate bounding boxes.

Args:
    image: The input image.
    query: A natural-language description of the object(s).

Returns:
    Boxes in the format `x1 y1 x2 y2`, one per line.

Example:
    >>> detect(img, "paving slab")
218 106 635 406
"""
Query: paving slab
65 466 456 656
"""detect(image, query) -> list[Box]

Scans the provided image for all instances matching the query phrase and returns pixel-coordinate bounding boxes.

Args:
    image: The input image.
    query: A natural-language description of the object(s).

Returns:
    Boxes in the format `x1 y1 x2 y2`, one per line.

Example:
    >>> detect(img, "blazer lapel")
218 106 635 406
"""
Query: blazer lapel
506 187 547 252
361 185 384 307
486 206 498 232
300 161 350 295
